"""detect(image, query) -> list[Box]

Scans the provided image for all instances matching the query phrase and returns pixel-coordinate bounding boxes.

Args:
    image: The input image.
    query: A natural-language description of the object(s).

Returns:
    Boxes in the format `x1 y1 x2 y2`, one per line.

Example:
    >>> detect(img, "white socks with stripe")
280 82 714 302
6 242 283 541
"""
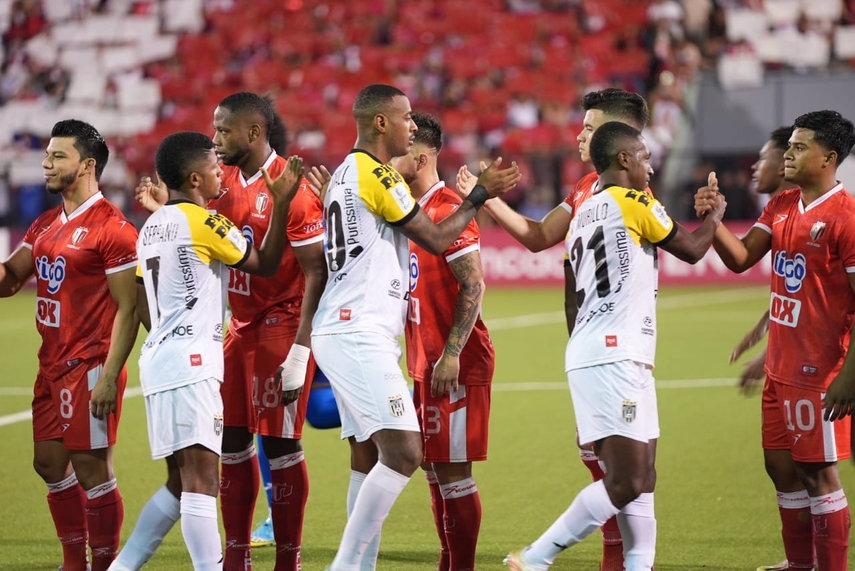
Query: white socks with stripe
180 492 222 571
109 486 180 570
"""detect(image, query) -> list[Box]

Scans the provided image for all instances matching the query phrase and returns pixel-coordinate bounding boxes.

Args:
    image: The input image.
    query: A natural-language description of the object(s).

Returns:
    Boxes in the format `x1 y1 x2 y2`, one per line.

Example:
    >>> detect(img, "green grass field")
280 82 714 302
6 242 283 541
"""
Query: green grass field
1 286 853 570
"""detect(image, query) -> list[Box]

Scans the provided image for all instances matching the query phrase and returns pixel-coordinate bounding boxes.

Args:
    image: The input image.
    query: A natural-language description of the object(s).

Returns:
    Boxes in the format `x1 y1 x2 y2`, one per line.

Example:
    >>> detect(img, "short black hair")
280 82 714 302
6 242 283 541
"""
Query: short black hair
155 131 215 191
589 121 643 174
268 110 288 156
353 84 406 123
218 92 275 141
793 110 855 166
581 89 649 129
412 112 442 152
769 125 793 153
50 119 109 181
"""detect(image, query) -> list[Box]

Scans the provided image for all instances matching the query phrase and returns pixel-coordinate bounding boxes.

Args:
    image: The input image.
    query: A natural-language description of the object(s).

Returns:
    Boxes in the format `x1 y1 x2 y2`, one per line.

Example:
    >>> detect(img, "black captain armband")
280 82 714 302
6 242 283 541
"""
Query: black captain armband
464 185 490 209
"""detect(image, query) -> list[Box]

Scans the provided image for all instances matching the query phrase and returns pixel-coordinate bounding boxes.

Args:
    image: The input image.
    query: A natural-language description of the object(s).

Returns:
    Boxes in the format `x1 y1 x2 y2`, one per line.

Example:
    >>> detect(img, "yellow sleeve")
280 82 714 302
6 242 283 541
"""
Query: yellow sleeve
611 187 676 245
357 159 417 225
177 203 249 266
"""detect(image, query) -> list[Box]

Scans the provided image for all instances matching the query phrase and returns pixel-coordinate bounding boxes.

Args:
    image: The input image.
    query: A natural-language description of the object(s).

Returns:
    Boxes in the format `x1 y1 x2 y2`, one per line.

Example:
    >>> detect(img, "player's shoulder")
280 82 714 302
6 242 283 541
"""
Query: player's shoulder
30 205 63 230
292 176 323 209
574 171 599 192
419 185 462 221
605 184 655 206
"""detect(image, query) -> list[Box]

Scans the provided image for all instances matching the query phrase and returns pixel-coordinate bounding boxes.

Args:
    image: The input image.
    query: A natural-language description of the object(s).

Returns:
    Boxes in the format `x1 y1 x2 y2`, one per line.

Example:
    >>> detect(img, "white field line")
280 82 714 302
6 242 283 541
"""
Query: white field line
485 287 766 331
0 288 762 428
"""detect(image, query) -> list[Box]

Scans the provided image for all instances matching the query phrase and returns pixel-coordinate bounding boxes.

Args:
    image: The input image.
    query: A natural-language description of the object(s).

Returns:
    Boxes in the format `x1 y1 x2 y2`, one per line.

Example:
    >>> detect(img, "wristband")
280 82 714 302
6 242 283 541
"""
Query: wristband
279 344 310 391
464 184 489 209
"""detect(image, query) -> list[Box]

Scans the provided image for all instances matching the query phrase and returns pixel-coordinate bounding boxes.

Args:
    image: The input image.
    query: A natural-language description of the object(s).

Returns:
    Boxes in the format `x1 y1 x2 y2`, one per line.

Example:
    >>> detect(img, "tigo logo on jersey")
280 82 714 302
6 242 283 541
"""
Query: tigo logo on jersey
36 297 60 327
605 335 618 347
770 292 801 328
339 308 352 321
190 354 203 367
809 221 826 242
35 255 67 294
241 225 254 245
409 253 419 292
772 251 806 293
71 227 89 245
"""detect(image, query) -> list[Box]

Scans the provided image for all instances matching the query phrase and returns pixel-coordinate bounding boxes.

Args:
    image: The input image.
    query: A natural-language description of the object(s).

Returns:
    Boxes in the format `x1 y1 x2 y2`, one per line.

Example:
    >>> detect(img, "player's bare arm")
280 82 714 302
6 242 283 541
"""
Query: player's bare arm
730 309 770 395
402 158 521 255
563 263 579 337
432 251 485 397
277 240 327 405
823 272 855 421
134 174 168 213
457 164 570 252
90 268 140 420
731 310 770 364
238 156 303 277
136 281 151 332
661 191 727 263
306 165 331 204
0 245 35 297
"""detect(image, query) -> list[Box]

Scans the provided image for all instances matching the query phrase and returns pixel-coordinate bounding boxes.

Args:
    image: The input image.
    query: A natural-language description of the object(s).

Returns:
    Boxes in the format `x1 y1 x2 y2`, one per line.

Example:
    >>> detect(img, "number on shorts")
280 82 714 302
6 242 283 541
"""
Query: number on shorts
784 398 815 432
252 376 279 408
59 388 73 419
424 405 441 435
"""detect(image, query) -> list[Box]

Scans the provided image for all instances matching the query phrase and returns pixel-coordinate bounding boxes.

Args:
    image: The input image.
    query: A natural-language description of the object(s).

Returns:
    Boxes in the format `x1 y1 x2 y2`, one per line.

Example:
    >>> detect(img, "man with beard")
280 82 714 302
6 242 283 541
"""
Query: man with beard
0 119 140 571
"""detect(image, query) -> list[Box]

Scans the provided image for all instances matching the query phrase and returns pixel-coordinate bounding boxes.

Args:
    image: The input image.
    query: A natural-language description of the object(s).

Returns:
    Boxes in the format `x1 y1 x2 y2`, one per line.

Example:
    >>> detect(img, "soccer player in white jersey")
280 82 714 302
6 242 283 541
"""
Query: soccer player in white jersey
311 83 521 571
505 122 726 571
127 132 303 571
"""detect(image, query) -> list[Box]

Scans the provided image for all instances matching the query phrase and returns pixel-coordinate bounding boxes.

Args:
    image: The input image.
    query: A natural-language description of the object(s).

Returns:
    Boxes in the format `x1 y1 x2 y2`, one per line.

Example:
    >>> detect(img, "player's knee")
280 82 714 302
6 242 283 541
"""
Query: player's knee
378 435 423 475
33 455 67 483
605 472 646 508
69 455 111 490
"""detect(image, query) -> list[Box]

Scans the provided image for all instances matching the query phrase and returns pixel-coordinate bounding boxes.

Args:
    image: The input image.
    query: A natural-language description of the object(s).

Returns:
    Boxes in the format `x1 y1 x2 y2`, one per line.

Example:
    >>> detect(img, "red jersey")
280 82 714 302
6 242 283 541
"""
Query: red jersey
405 182 495 385
211 152 324 339
22 192 138 381
755 184 855 391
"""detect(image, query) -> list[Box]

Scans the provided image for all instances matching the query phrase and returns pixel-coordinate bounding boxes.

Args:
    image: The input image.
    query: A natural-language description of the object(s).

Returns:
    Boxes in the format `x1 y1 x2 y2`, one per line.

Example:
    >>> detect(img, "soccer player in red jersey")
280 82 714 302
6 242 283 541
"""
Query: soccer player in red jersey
391 112 495 571
0 120 139 571
133 93 326 571
696 110 855 571
458 89 650 571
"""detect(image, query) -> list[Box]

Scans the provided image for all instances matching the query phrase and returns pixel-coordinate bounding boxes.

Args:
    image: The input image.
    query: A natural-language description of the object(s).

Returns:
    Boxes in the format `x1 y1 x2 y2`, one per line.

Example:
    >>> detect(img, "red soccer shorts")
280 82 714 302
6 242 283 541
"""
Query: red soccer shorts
414 380 491 463
32 359 127 450
222 331 314 439
762 377 850 463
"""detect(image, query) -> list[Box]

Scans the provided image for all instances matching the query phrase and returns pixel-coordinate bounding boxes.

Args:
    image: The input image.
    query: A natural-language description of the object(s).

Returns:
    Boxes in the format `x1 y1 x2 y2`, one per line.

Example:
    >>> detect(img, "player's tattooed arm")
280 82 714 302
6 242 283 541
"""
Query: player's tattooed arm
823 273 855 421
432 251 485 397
0 246 35 297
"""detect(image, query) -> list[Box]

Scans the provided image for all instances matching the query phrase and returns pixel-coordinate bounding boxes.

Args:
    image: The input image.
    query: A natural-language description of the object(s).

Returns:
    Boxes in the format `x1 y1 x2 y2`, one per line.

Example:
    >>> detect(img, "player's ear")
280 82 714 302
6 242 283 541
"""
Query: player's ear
617 150 631 170
187 171 201 189
375 113 387 133
824 151 837 168
248 123 261 144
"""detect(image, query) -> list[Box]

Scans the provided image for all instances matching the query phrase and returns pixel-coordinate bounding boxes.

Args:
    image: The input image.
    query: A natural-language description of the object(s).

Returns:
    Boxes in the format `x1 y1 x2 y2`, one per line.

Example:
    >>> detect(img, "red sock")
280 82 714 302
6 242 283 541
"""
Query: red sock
269 451 309 571
811 491 850 571
85 479 123 571
440 478 481 571
426 471 450 571
47 474 89 571
580 449 606 482
221 447 259 571
777 490 815 569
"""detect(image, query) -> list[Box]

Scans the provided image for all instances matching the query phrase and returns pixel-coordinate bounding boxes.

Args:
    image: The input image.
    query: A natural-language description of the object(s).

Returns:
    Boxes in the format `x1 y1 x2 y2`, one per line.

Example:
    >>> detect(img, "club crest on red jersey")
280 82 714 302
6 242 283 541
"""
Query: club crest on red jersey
71 226 89 245
256 193 269 214
809 221 826 243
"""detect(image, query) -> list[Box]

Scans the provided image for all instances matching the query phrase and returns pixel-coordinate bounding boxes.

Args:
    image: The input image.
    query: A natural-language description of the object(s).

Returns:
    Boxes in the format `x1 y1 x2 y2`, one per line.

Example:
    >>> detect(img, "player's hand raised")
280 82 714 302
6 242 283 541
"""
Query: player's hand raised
261 155 304 204
306 165 332 204
455 165 479 198
135 174 168 213
90 375 119 420
475 157 522 199
694 172 720 220
823 372 855 421
431 352 460 397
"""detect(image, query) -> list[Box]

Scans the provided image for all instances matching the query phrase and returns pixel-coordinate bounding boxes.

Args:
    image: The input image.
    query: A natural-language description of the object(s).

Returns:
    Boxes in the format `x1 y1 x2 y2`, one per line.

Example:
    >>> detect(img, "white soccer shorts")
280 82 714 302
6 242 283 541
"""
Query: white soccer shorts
568 360 660 447
145 378 224 460
312 332 420 442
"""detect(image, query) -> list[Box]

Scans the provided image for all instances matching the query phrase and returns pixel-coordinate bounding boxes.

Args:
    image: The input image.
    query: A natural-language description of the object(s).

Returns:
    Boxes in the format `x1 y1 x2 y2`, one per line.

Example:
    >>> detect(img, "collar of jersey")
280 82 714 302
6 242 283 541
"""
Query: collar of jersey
165 198 196 206
598 183 617 193
799 181 844 213
240 150 277 187
350 148 384 164
61 191 103 224
418 180 446 206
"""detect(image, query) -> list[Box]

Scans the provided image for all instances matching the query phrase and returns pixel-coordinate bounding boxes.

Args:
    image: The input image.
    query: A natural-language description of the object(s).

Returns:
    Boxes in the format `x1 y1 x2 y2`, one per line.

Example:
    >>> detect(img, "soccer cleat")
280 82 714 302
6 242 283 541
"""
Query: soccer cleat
250 516 275 548
755 562 788 571
504 548 541 571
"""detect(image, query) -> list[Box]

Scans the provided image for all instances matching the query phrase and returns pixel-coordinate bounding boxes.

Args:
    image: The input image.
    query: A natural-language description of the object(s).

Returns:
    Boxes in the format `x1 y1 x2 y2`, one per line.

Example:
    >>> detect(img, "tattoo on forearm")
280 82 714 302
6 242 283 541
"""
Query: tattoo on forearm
445 253 483 357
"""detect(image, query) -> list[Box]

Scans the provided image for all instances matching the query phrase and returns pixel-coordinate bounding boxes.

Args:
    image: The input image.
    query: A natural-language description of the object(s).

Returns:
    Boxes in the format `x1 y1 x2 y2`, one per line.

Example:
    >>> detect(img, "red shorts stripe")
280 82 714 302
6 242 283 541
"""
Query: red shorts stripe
414 381 490 463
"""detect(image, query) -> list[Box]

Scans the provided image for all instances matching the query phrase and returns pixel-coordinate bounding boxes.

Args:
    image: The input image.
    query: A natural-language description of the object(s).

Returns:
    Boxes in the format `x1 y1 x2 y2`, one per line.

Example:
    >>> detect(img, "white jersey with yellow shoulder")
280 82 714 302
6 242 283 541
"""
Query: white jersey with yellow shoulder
312 149 419 339
564 184 676 371
136 199 250 396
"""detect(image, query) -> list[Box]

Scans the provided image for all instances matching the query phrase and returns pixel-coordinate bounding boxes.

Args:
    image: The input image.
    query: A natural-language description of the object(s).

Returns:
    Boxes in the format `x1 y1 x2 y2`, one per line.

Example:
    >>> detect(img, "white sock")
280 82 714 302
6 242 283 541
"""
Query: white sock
109 486 181 570
346 470 381 571
180 492 222 571
526 480 621 568
617 492 656 571
331 463 409 570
